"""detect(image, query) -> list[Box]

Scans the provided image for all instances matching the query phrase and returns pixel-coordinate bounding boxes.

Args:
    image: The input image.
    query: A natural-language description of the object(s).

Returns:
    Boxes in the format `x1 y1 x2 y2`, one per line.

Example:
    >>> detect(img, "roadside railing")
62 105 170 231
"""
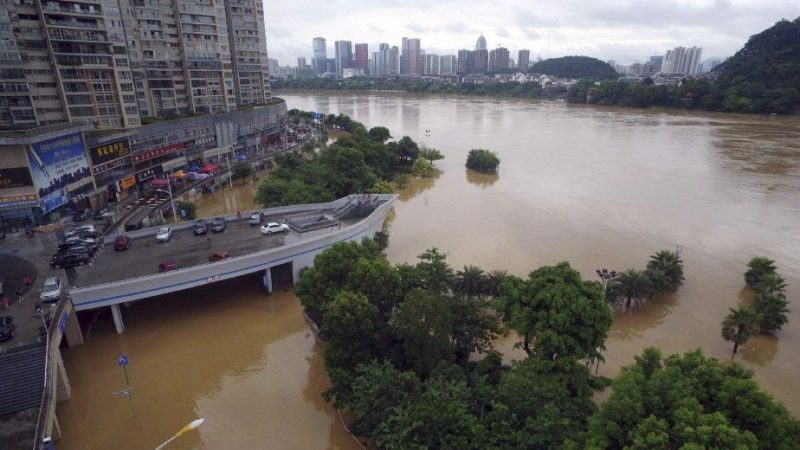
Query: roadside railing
31 298 69 450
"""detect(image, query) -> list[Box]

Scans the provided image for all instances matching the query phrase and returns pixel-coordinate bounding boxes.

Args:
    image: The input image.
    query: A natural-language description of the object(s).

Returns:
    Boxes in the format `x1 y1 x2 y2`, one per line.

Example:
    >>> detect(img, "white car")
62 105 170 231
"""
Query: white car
156 226 173 242
39 276 63 303
260 222 289 235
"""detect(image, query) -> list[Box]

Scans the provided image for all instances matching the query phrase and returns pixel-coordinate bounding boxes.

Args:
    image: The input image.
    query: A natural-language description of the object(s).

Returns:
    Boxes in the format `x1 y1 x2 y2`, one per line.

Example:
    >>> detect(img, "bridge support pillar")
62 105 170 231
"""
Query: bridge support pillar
111 304 125 334
54 350 71 402
48 414 62 441
64 306 84 347
263 268 273 294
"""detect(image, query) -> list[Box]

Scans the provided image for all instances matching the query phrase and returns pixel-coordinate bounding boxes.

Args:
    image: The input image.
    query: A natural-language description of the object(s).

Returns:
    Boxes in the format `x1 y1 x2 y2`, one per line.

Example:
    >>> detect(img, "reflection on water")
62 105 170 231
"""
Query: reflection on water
281 92 800 416
194 171 265 217
57 279 360 450
397 171 441 202
465 168 499 188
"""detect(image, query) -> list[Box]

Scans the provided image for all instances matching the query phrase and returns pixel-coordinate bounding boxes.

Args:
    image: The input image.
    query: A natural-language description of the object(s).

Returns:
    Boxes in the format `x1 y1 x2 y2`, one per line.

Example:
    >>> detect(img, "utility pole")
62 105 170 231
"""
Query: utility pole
165 174 177 224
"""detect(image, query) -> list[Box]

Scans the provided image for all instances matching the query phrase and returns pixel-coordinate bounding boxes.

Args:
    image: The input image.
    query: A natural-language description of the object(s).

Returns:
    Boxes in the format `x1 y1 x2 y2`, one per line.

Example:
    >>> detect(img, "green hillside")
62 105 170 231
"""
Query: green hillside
530 56 618 80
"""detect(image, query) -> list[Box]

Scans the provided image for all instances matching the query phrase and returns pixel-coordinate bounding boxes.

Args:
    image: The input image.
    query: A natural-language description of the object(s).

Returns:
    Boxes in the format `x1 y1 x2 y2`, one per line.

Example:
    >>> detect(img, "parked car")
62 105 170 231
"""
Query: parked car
72 224 97 234
65 230 98 242
208 251 231 262
260 222 289 235
50 251 91 269
193 219 207 235
210 217 226 233
72 209 90 222
93 208 110 221
158 260 177 272
39 276 63 303
64 235 96 246
57 241 97 256
156 226 173 242
66 225 98 239
114 235 132 251
0 316 14 342
249 212 264 226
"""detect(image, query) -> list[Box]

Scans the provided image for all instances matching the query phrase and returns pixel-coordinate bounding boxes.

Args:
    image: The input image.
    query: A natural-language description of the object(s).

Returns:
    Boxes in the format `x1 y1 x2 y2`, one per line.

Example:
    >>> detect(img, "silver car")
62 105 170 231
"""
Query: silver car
40 276 63 303
156 226 173 242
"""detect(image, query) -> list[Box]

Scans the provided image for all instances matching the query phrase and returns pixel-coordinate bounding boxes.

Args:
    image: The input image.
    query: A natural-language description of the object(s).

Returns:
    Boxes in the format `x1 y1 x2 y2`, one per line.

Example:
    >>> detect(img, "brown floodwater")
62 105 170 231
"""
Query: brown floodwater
57 92 800 449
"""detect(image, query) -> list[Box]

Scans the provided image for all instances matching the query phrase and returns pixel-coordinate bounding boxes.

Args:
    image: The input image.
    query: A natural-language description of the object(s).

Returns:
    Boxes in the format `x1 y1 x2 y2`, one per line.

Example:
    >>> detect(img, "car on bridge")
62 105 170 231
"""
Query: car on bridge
0 315 14 341
249 212 264 226
114 235 132 251
156 226 173 242
72 208 90 222
260 222 289 235
210 217 226 233
158 260 177 272
193 220 207 235
57 241 97 256
208 251 231 262
39 276 63 303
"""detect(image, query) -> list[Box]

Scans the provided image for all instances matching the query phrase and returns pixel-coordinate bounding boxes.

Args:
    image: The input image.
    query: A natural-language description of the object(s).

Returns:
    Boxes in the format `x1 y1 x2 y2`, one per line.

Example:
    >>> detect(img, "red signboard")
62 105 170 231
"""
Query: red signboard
132 143 185 163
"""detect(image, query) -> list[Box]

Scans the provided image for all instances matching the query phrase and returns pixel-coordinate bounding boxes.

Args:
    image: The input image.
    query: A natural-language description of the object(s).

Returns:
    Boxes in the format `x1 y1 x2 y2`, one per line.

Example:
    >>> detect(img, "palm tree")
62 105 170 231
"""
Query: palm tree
483 269 509 297
607 269 652 310
754 272 787 295
645 250 685 294
744 257 777 289
721 306 761 354
453 265 486 298
752 291 790 333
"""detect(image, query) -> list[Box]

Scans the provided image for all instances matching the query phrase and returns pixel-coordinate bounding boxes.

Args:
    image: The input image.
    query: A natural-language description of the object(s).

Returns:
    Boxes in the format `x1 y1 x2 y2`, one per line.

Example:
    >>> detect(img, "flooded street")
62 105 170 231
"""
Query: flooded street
57 92 800 449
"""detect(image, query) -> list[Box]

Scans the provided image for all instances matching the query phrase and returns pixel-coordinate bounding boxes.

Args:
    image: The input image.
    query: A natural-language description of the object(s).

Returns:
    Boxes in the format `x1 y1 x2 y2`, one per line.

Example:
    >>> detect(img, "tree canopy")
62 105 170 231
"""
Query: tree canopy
466 149 501 173
530 56 619 80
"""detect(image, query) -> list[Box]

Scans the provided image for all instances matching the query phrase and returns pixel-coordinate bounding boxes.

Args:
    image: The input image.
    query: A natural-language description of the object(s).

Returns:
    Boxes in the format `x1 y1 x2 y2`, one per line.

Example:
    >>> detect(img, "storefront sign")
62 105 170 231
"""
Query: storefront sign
28 132 90 199
0 194 39 209
40 189 67 214
135 168 156 183
0 167 34 189
91 156 129 175
89 139 130 166
132 143 185 163
119 175 136 190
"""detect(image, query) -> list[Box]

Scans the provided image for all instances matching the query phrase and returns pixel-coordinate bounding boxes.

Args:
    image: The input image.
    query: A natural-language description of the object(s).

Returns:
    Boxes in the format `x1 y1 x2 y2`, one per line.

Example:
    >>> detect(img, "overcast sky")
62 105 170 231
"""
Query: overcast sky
263 0 799 66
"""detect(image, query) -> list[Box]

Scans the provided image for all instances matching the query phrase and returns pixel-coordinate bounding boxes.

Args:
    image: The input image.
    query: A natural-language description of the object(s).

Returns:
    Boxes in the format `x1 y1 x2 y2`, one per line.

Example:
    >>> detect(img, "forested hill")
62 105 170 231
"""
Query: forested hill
713 17 800 113
530 56 618 80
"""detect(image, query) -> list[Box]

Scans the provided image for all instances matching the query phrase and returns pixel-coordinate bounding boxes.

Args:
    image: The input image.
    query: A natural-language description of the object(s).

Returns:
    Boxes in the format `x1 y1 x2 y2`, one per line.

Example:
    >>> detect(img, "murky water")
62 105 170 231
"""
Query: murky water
57 92 800 449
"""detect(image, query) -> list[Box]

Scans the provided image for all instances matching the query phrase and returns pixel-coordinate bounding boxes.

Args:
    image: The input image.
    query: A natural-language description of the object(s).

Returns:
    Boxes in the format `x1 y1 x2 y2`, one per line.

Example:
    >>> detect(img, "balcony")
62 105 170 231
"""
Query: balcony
42 4 103 17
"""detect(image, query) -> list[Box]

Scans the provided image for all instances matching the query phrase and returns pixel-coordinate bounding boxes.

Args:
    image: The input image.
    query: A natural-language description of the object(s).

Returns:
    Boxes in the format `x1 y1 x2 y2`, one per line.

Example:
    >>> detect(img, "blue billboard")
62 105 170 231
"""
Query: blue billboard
28 132 91 201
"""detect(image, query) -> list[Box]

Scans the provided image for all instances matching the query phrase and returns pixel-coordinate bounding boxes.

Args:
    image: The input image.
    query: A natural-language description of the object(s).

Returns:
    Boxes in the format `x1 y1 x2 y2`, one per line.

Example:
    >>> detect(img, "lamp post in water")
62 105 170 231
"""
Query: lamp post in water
596 268 617 295
152 418 205 450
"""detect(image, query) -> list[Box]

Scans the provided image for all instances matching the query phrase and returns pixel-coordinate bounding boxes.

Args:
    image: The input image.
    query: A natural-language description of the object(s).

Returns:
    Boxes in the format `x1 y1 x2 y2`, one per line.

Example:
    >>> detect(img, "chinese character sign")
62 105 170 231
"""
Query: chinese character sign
28 132 90 199
89 139 130 167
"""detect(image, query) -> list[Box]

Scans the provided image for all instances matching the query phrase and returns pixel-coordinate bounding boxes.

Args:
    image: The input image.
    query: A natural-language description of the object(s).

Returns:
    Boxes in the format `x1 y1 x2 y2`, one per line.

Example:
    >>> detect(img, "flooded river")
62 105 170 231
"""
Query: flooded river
58 93 800 449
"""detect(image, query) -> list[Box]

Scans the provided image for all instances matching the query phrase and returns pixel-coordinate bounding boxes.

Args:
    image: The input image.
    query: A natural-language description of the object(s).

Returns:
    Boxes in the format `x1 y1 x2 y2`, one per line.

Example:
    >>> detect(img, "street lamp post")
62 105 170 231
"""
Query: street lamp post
153 418 205 450
596 268 618 295
165 174 177 224
225 146 234 190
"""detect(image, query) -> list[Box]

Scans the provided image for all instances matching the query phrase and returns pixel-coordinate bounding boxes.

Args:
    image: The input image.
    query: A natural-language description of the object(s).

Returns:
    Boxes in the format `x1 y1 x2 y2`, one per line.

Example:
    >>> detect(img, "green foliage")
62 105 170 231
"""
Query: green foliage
531 55 619 80
721 306 762 354
744 256 778 288
414 247 454 295
410 157 435 177
495 262 613 359
390 290 456 376
346 361 421 437
454 265 486 298
368 126 392 142
175 201 196 220
370 179 394 194
321 291 382 371
419 146 444 162
390 136 420 166
586 348 800 449
644 250 685 294
466 148 500 173
607 269 652 310
752 291 790 334
231 160 253 180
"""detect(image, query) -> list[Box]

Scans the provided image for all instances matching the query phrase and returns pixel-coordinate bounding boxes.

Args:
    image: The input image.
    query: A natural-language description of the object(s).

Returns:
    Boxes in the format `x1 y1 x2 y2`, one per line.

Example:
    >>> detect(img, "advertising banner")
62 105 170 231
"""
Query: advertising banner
89 138 130 167
132 143 185 163
40 189 68 214
0 167 34 189
28 132 91 199
0 194 39 209
119 175 136 190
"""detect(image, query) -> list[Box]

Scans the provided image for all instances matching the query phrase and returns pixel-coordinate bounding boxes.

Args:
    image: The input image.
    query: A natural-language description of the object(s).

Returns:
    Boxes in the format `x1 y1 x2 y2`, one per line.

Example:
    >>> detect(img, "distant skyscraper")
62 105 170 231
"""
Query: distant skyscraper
488 47 509 72
423 54 440 75
476 34 487 51
518 50 530 71
374 43 389 78
334 40 353 78
661 46 702 74
297 57 308 70
473 49 489 74
354 43 369 74
401 38 422 76
457 50 473 75
440 55 457 76
313 37 327 75
389 46 400 75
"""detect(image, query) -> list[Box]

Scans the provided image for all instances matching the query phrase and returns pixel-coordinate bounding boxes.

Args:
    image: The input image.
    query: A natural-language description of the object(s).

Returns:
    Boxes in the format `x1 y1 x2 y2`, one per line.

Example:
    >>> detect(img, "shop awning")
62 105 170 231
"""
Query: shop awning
200 164 219 174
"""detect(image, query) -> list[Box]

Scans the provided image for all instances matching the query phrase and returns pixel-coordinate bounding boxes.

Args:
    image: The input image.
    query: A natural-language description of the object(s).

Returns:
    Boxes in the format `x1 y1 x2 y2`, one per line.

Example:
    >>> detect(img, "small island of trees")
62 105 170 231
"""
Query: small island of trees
465 149 500 173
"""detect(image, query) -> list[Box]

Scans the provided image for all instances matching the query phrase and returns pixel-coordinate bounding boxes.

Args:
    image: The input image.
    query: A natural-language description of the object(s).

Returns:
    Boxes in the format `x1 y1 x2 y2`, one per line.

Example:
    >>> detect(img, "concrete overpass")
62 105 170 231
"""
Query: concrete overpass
69 194 397 333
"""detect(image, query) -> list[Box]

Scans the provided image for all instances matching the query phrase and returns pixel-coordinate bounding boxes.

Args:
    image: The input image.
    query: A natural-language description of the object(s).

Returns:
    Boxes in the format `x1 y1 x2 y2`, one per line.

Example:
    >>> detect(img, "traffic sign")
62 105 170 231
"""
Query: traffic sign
118 355 128 367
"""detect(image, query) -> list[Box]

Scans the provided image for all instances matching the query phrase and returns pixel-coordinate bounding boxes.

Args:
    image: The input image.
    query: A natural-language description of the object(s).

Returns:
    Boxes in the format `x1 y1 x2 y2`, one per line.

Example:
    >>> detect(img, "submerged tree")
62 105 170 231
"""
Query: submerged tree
645 250 685 294
466 149 500 173
744 257 777 289
453 265 487 298
721 306 761 354
752 291 790 334
607 269 652 310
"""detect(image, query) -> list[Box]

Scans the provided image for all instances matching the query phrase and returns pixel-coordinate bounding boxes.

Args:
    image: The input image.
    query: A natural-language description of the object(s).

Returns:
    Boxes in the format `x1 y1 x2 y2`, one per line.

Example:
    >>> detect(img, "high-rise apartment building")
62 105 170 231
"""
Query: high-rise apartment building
661 46 702 74
423 54 439 75
334 40 352 78
354 43 369 75
439 55 457 76
388 46 399 76
518 50 530 71
475 34 487 51
312 37 327 75
400 37 421 76
473 49 488 74
488 47 509 72
457 50 473 75
0 0 272 130
373 43 392 78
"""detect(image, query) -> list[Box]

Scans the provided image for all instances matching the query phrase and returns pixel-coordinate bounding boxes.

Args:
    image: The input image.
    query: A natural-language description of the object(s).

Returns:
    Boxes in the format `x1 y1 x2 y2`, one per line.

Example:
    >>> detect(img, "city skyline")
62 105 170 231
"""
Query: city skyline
263 0 799 66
